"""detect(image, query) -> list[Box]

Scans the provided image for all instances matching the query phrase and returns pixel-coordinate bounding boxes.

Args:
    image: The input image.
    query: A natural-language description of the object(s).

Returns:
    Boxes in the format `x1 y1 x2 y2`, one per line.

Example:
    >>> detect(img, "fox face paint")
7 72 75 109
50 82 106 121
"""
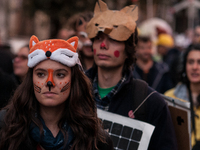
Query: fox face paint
60 82 70 92
46 69 55 91
33 60 72 107
34 84 41 93
28 35 75 108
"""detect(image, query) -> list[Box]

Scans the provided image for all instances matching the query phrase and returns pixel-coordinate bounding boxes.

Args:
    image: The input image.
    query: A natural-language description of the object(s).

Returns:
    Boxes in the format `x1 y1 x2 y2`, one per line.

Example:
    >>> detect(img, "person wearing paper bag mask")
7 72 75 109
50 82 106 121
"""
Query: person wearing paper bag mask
0 35 113 150
85 0 177 150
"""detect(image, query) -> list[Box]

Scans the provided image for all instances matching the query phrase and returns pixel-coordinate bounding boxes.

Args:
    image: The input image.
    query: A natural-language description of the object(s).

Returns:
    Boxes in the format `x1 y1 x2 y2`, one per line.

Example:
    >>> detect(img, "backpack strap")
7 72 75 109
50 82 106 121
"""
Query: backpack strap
131 79 148 121
131 79 157 121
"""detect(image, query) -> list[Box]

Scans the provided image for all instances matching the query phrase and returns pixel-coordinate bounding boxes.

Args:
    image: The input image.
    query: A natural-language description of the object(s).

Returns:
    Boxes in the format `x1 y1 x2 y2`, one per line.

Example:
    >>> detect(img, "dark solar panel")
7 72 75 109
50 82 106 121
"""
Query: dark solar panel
97 109 155 150
101 119 142 150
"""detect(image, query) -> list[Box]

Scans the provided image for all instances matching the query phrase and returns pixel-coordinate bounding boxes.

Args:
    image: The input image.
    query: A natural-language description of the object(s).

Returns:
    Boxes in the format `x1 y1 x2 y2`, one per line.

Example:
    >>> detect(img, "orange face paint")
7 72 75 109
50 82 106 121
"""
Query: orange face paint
46 69 55 91
46 69 55 86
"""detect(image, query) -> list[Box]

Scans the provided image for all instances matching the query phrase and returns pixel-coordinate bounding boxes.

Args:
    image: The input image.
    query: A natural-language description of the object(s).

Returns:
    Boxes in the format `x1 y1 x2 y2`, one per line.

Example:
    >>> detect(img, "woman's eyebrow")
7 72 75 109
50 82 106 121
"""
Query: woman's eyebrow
55 69 68 73
34 68 47 72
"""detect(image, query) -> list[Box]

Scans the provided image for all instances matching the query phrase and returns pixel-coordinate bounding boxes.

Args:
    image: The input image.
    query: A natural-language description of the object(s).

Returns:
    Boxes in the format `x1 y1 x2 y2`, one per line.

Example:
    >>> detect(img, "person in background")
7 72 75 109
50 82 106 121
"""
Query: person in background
165 44 200 150
0 44 14 74
68 11 94 71
0 44 17 109
156 33 181 86
0 70 17 109
86 0 177 149
0 35 113 150
12 45 29 85
56 28 75 40
133 36 173 93
192 26 200 45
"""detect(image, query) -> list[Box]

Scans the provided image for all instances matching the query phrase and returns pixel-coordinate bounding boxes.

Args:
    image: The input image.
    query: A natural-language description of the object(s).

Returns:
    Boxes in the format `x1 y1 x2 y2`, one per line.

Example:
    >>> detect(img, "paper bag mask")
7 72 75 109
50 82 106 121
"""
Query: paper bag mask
86 0 138 41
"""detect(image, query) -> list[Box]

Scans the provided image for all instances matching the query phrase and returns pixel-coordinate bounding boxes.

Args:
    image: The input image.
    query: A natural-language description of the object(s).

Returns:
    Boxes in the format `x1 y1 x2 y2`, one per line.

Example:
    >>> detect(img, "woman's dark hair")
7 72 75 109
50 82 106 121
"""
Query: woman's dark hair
0 65 106 150
179 44 200 85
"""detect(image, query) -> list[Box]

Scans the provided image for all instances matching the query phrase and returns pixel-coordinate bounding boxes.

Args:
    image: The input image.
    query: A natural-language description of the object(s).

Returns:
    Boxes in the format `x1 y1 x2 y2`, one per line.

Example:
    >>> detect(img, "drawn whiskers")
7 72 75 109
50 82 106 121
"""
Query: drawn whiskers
61 82 70 92
34 84 41 93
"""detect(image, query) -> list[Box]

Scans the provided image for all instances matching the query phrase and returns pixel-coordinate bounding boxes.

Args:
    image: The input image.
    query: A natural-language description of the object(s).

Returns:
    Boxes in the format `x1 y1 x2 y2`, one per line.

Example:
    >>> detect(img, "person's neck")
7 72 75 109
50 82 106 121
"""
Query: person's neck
40 105 64 137
190 82 200 107
82 57 94 70
136 58 153 73
98 66 123 88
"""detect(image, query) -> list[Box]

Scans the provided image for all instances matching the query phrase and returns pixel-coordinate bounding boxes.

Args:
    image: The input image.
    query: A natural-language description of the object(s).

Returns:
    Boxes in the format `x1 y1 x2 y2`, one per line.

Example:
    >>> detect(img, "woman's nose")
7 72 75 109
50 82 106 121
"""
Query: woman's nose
46 69 55 91
192 62 198 69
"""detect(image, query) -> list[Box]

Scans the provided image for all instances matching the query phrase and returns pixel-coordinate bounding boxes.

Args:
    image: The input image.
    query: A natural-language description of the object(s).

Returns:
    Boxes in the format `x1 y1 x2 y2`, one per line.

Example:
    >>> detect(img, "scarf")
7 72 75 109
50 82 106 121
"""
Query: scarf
174 83 189 101
30 116 74 150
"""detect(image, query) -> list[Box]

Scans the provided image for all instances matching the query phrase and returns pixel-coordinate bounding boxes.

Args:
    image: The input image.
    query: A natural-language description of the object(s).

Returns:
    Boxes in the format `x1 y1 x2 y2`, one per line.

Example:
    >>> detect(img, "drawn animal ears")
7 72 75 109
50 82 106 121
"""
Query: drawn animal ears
29 35 79 50
94 0 138 22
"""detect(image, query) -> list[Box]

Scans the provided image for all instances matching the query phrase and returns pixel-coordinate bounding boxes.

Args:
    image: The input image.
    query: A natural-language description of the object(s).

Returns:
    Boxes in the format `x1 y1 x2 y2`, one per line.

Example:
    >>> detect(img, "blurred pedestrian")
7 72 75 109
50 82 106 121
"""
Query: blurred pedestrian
0 69 17 109
192 26 200 44
0 44 14 74
56 28 75 40
133 36 173 93
156 33 181 86
12 45 29 85
0 44 17 109
68 11 94 71
165 44 200 150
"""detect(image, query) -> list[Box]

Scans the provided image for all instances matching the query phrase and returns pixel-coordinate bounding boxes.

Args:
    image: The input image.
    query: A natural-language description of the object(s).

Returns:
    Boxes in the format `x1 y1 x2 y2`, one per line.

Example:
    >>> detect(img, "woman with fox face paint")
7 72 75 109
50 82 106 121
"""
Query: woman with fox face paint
0 36 113 150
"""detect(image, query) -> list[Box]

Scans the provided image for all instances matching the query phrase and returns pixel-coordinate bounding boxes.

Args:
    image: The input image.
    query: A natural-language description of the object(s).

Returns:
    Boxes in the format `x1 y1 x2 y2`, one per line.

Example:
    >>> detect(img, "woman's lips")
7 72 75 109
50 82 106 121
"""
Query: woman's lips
191 73 200 77
43 92 57 97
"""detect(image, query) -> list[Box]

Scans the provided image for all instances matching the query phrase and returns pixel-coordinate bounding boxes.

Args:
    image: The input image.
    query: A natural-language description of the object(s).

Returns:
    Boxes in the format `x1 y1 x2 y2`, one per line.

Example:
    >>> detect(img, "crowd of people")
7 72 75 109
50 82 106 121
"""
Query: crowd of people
0 0 200 149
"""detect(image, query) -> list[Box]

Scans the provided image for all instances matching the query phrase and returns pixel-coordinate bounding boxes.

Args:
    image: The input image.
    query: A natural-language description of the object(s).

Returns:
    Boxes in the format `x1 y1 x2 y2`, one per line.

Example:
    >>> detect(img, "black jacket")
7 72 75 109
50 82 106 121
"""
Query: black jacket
86 67 178 150
0 70 17 109
133 61 173 94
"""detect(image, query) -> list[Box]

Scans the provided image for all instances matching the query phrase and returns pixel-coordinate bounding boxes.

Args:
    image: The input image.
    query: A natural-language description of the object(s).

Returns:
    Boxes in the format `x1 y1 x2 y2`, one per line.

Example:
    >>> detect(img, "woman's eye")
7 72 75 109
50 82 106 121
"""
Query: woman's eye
57 73 65 78
37 72 44 77
187 60 194 64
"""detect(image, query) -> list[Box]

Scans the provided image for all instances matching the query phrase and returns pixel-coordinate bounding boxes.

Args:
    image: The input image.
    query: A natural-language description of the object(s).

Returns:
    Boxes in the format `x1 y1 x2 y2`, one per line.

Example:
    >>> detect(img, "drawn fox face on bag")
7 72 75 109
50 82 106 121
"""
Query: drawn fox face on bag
28 35 79 68
86 0 138 41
